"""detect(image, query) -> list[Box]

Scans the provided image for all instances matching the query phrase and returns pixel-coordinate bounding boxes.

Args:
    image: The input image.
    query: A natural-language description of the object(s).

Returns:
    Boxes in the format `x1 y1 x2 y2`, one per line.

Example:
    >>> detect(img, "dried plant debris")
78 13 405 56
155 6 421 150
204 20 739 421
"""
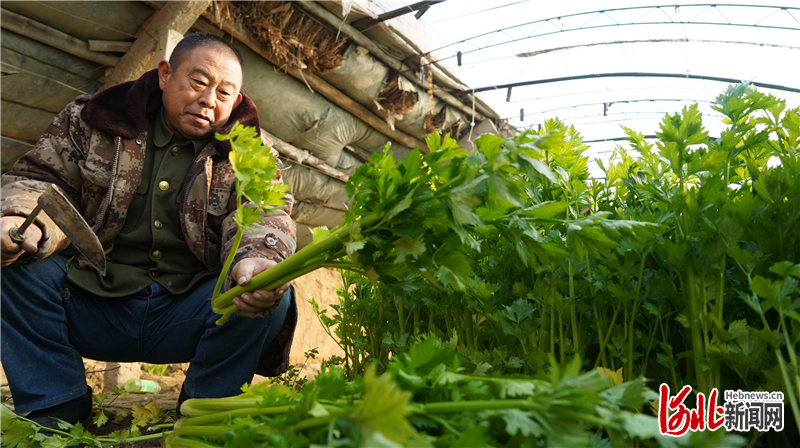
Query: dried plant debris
220 1 348 74
442 119 463 141
377 71 419 117
424 106 447 133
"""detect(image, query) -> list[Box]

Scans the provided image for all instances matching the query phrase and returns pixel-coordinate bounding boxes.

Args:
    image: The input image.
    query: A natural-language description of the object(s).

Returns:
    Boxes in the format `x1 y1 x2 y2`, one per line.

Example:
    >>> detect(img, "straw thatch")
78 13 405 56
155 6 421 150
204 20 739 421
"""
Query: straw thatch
220 1 347 74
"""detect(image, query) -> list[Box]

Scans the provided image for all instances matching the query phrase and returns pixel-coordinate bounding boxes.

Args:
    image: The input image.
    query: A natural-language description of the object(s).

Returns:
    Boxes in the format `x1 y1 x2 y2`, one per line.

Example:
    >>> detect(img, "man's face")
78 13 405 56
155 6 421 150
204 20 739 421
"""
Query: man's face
158 45 243 141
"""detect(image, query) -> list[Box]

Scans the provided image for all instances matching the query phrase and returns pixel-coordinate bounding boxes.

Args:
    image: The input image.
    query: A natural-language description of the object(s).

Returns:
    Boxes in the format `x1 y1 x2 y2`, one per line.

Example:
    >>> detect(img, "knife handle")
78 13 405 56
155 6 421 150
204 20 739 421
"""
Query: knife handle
8 204 42 245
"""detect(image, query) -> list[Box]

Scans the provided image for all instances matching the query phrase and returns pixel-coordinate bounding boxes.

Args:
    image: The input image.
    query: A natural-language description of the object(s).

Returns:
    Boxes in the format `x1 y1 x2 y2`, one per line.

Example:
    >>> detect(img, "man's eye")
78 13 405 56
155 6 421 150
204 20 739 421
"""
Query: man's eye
192 79 206 86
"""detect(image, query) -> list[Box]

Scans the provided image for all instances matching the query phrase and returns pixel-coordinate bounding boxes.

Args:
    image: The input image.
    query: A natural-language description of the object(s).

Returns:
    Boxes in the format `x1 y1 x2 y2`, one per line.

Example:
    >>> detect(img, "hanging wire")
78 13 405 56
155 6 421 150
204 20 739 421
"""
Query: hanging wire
468 64 476 141
425 0 534 25
1 136 36 147
1 62 88 94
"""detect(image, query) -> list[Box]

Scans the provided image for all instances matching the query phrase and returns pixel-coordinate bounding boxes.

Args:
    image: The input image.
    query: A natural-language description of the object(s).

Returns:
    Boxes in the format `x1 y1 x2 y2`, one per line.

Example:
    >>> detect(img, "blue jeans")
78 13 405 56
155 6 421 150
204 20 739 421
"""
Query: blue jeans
0 254 290 414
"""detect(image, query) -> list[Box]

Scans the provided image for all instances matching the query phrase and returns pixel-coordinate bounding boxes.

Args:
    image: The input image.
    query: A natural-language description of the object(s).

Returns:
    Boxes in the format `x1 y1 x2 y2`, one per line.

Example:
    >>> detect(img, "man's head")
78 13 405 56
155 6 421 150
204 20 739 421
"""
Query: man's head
158 33 245 141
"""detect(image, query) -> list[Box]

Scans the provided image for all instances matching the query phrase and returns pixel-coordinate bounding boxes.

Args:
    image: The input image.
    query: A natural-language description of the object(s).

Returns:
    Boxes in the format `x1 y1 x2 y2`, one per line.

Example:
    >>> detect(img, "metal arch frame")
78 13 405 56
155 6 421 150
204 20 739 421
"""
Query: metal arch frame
496 85 783 105
514 38 800 59
459 73 800 95
509 98 719 120
532 115 726 129
427 4 800 61
583 135 658 144
507 110 728 125
451 38 800 72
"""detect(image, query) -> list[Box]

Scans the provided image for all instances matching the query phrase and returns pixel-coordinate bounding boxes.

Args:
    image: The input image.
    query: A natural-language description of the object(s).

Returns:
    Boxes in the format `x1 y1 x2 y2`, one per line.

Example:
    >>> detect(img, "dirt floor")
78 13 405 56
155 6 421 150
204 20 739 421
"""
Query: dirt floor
91 390 181 448
0 268 345 446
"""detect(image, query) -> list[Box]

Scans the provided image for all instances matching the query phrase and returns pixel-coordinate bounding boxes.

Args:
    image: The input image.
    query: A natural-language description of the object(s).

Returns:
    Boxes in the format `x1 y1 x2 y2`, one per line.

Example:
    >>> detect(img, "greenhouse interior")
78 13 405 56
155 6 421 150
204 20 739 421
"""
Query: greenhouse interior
1 1 799 447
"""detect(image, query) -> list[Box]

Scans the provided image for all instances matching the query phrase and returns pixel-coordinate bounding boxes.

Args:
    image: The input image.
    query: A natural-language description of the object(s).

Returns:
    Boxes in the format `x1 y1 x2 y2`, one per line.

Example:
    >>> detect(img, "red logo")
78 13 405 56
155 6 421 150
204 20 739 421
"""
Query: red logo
658 384 724 436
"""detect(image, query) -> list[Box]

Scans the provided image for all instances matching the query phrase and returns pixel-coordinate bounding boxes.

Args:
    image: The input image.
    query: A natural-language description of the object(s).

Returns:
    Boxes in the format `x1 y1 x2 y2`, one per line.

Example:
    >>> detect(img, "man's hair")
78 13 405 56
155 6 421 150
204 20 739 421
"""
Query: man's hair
169 32 244 74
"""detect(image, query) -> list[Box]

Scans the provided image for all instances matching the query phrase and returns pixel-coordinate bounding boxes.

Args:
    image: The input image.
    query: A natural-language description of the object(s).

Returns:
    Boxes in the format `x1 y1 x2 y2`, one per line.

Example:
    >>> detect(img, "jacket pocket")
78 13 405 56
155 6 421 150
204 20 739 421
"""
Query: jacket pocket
119 177 149 233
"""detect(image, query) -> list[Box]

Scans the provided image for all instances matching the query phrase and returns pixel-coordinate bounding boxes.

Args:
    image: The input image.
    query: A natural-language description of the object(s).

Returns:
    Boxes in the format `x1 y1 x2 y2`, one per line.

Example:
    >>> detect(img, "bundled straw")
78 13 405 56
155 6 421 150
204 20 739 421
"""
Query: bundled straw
220 1 348 74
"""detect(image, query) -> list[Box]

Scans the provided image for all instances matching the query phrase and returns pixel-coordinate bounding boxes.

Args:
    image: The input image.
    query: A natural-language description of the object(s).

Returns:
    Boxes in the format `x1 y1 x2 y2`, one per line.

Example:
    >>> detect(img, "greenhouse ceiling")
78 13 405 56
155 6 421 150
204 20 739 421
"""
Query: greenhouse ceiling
358 0 800 175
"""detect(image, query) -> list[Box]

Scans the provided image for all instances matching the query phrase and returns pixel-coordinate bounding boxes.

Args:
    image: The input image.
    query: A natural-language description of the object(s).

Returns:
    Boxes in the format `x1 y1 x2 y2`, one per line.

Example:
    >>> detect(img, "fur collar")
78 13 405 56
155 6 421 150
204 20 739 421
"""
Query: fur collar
81 69 260 154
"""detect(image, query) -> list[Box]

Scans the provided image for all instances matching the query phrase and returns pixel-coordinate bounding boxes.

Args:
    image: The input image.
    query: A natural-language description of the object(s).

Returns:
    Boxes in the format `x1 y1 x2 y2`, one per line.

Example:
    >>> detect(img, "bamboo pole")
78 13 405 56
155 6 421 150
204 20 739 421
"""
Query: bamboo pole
0 8 120 66
295 1 488 122
200 10 427 152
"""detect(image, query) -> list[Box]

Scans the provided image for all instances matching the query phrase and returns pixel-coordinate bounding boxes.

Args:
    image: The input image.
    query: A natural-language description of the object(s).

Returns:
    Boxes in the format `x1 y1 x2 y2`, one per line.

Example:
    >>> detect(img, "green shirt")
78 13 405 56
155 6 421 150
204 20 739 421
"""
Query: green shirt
68 109 217 297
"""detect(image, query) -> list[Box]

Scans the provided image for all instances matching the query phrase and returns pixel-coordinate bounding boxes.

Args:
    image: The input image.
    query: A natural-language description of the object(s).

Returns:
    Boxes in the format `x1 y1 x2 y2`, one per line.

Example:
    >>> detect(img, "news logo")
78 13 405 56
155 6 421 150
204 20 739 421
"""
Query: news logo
658 384 784 436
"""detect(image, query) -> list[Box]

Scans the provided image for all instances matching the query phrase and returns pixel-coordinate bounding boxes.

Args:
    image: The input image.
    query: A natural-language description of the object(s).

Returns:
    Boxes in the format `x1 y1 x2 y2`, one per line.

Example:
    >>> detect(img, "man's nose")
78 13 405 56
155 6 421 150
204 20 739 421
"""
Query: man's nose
199 89 217 109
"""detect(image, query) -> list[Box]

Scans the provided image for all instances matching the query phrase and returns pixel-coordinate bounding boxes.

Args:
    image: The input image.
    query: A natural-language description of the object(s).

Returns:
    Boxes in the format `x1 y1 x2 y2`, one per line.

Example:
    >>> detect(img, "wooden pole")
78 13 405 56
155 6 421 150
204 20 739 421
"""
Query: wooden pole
141 1 226 37
261 129 349 183
349 1 446 30
344 145 372 163
295 1 488 122
88 40 134 53
201 10 427 152
101 1 210 89
154 29 184 69
0 8 120 66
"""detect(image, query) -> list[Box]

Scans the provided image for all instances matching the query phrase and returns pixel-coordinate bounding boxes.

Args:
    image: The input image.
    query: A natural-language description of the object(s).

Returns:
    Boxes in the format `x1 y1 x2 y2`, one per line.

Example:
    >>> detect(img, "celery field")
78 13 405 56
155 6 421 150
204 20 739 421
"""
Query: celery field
176 84 800 447
4 84 799 447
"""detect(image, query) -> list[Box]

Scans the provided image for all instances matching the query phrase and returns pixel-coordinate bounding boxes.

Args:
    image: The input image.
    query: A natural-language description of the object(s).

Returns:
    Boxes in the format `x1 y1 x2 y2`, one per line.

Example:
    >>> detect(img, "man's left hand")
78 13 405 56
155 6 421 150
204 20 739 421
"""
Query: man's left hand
230 258 290 313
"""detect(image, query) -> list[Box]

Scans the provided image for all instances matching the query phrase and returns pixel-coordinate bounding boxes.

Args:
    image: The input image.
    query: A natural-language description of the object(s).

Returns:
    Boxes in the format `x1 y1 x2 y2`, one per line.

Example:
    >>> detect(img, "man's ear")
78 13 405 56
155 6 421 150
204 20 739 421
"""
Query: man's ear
157 60 172 90
233 92 243 109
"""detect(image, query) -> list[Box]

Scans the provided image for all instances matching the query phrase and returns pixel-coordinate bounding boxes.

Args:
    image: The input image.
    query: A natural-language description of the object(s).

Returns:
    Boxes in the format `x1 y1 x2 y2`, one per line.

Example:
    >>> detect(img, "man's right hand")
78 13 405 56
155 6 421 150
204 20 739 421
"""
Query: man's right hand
1 216 42 266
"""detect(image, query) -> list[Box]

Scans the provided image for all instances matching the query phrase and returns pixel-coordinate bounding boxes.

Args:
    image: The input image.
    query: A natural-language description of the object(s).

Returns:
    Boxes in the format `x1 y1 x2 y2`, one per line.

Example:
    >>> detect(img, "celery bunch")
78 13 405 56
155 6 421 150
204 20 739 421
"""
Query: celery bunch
210 131 551 325
166 337 741 447
211 123 289 321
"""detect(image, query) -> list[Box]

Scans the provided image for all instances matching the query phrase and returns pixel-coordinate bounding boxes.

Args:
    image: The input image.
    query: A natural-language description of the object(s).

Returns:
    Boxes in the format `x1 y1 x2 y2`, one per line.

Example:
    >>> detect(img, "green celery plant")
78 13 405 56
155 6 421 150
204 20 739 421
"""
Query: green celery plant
211 132 536 325
167 337 745 448
210 123 289 322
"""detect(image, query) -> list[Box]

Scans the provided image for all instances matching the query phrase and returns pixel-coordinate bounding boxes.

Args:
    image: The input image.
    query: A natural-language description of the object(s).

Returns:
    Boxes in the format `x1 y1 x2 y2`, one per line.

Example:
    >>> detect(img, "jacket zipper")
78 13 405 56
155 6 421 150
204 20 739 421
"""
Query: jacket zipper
91 135 122 236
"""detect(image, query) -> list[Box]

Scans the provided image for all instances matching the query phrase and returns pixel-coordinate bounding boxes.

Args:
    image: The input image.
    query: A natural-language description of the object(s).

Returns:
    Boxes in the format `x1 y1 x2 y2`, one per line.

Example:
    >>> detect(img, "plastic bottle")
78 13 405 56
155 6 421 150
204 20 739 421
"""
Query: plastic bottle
123 379 161 393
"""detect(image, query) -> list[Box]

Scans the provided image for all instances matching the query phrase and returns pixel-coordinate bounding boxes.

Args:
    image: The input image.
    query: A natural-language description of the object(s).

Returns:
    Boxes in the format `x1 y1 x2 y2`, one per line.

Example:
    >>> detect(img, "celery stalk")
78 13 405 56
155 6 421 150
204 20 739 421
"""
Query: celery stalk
179 397 263 417
175 405 297 428
210 213 378 325
212 227 243 299
209 123 288 304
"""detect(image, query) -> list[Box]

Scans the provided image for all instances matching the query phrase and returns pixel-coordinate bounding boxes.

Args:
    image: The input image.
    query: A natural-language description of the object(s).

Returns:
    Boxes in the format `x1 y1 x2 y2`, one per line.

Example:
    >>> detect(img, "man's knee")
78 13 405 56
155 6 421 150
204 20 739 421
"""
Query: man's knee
0 255 70 307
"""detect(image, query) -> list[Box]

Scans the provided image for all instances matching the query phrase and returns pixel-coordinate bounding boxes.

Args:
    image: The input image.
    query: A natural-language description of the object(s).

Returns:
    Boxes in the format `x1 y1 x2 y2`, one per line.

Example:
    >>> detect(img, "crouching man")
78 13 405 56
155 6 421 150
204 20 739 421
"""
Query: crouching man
0 33 297 428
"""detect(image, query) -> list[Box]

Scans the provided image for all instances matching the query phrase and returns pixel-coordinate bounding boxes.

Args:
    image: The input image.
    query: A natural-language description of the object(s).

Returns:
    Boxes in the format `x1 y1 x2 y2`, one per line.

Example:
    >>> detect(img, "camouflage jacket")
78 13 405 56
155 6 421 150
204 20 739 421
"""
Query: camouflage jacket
0 70 298 377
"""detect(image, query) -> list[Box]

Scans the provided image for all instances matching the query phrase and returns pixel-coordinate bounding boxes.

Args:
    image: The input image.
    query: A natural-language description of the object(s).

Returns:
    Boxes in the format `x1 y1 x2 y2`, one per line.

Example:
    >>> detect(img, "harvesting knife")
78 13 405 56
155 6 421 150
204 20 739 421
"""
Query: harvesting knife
8 184 106 275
